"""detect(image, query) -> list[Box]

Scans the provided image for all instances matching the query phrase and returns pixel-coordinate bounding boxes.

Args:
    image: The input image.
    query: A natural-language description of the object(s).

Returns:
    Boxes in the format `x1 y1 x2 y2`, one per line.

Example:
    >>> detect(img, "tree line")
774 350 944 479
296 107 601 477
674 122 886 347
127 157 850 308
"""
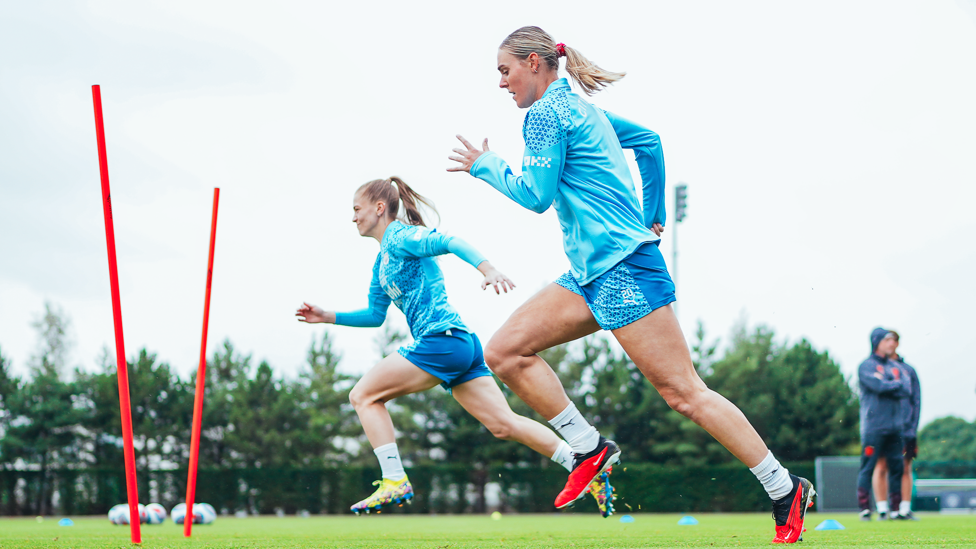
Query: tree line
1 302 870 480
6 303 974 515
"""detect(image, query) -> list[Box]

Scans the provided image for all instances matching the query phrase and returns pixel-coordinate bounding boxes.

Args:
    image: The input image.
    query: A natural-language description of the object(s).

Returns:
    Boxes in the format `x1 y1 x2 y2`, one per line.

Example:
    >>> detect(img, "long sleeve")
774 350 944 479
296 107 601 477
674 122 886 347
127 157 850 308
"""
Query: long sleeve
909 368 922 432
603 110 666 229
333 261 391 328
859 360 910 398
397 226 487 269
470 103 567 214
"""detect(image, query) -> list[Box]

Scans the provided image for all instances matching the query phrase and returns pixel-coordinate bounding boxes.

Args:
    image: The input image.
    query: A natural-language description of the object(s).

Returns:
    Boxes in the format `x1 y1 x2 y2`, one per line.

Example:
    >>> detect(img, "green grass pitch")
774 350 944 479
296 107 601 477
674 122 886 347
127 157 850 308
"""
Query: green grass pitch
1 513 973 548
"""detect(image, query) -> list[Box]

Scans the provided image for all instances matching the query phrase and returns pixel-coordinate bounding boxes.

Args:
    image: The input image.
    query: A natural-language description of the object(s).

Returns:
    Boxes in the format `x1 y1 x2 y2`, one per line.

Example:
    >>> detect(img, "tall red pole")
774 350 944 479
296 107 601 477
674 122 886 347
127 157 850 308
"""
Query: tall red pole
184 188 220 537
91 85 141 545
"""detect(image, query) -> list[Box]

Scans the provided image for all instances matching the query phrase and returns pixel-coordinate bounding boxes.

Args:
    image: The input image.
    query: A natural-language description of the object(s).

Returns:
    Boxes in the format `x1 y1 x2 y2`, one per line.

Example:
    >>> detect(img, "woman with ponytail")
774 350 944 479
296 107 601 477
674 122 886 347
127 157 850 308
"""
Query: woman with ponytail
448 27 814 543
295 177 616 517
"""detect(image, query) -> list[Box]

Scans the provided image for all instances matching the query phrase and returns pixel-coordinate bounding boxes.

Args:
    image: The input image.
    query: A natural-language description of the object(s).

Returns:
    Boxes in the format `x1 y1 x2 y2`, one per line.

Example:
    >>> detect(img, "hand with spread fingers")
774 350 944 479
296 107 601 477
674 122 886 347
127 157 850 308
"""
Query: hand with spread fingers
447 135 489 173
477 261 516 295
296 302 335 324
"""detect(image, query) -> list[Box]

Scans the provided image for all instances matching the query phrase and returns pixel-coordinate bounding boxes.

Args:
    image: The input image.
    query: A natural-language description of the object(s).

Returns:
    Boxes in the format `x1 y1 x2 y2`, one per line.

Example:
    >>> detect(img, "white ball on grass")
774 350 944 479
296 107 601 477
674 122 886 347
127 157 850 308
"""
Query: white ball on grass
108 503 146 525
144 503 167 525
171 502 216 525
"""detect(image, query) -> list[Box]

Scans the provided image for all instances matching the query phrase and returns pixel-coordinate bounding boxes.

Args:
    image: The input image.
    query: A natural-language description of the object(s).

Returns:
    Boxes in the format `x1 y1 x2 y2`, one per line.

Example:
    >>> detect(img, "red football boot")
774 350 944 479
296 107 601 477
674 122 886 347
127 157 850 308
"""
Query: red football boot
772 475 816 544
554 437 620 509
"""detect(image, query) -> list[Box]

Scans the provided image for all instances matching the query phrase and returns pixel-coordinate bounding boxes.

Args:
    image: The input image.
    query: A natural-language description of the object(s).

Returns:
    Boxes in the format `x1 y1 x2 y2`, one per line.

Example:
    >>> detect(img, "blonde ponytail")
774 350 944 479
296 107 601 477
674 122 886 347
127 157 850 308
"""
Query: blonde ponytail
356 177 439 227
499 26 625 96
562 45 626 95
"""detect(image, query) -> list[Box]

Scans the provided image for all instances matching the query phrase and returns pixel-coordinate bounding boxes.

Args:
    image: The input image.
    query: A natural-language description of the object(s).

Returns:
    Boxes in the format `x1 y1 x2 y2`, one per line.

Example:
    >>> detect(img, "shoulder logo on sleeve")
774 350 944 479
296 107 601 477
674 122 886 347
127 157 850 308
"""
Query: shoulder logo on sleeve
523 155 552 168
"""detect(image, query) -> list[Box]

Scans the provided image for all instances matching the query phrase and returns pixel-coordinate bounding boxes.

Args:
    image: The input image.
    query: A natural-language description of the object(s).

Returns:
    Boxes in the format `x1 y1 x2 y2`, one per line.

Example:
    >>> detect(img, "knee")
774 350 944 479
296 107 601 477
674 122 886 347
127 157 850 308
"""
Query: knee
485 421 515 441
348 384 374 412
876 458 888 473
659 383 709 421
483 340 524 381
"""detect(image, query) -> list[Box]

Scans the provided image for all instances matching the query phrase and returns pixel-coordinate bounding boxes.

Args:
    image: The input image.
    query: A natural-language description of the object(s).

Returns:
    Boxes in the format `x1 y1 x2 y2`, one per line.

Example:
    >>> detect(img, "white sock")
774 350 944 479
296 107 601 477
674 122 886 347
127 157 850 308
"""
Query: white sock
551 440 574 472
749 451 793 501
548 402 599 455
374 442 406 481
899 500 911 515
877 500 889 514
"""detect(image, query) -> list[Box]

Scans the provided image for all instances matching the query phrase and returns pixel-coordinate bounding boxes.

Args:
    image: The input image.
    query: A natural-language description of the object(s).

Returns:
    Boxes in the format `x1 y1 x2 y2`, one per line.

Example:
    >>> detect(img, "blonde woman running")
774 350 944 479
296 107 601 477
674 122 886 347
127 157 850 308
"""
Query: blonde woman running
297 177 614 516
448 27 814 543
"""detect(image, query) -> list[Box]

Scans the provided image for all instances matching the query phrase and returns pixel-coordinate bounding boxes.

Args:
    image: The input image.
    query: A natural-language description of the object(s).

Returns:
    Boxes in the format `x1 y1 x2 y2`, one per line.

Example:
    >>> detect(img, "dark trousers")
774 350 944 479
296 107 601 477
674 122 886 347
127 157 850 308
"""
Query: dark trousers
856 432 904 511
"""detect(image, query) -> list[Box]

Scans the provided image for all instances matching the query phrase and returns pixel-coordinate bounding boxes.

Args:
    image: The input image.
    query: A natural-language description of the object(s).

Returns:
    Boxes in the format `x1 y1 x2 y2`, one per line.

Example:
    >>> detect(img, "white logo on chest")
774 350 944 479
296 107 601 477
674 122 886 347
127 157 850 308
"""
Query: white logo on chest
379 252 403 302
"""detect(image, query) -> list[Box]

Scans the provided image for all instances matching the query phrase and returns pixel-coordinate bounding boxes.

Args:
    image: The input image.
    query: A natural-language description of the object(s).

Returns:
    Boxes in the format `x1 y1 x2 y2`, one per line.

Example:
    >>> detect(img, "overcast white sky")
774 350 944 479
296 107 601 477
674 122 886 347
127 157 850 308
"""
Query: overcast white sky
1 1 974 428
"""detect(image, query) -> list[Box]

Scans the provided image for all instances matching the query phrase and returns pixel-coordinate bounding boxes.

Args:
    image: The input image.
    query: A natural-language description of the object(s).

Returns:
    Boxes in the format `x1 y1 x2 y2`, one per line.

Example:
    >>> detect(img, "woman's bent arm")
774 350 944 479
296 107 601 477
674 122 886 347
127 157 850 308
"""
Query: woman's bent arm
334 268 391 327
603 110 666 229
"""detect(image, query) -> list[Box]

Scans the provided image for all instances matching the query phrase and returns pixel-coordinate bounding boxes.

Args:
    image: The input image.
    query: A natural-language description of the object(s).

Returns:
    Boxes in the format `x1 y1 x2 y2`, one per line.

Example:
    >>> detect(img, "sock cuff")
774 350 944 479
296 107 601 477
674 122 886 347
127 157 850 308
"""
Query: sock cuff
749 451 777 476
550 440 571 461
548 402 578 426
374 442 398 455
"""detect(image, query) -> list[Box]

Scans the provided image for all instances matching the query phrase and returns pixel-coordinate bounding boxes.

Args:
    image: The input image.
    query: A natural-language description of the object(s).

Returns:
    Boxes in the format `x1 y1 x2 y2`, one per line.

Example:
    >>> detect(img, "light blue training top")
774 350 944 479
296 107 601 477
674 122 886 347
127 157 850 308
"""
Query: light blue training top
470 78 665 285
334 221 486 339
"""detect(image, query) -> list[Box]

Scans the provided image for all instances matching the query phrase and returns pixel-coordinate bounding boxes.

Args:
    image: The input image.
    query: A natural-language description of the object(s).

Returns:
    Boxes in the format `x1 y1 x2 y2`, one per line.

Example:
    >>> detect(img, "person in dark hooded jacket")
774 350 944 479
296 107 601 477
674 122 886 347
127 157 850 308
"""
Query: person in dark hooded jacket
857 327 910 520
872 330 922 520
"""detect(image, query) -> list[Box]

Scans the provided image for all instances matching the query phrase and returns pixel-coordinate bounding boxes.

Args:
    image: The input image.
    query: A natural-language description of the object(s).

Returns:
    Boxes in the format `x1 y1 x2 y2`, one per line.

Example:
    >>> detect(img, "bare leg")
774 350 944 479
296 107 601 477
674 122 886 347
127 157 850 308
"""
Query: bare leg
451 376 561 457
902 457 914 506
348 353 441 448
873 457 889 508
612 304 769 467
484 284 600 419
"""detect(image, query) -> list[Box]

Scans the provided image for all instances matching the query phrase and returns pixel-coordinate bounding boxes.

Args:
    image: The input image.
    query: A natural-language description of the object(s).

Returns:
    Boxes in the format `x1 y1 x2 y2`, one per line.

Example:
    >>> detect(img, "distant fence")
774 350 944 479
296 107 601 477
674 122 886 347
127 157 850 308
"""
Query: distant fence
1 462 818 517
815 458 976 512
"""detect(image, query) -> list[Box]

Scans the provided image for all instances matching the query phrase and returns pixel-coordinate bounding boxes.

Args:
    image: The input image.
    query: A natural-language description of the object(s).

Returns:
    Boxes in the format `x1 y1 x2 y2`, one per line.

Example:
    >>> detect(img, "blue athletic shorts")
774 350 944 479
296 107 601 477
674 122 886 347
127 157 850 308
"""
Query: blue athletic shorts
398 329 493 390
555 241 676 331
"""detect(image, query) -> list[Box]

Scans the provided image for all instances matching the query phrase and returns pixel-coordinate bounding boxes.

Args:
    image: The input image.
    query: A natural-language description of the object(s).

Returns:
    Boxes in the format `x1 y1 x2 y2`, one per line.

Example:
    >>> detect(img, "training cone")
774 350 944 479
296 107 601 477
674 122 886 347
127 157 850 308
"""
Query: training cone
815 519 845 530
58 518 74 526
619 515 635 523
677 515 699 525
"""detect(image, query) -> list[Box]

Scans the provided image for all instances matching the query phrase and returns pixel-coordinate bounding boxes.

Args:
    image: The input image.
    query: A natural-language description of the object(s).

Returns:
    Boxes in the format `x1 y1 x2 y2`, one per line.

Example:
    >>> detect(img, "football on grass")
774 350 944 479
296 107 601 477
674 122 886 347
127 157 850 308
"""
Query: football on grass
171 502 216 525
144 503 167 524
107 503 147 525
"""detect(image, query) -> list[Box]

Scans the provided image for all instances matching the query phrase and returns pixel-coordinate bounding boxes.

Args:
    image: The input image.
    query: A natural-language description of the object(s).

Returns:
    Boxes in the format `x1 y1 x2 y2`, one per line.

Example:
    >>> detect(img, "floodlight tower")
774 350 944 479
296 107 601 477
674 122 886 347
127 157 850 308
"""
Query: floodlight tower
673 183 688 315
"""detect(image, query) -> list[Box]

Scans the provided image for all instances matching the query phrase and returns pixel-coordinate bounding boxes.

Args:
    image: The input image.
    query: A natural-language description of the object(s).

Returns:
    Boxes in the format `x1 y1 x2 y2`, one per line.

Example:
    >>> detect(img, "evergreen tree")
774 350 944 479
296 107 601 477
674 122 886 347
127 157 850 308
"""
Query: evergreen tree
1 303 85 514
918 416 976 461
699 322 859 463
223 360 308 468
198 339 253 468
300 330 356 464
127 349 194 468
0 346 21 466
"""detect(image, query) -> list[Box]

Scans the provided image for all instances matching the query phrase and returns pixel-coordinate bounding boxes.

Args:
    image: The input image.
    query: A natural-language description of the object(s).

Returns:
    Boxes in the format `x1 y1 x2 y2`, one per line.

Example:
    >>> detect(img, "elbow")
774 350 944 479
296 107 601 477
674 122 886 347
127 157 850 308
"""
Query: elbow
526 195 554 214
367 315 386 328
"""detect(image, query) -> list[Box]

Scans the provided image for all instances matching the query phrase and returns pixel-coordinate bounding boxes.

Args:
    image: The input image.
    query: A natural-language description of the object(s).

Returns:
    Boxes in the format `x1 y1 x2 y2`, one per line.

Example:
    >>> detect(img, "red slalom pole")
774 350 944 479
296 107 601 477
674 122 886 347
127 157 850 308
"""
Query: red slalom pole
92 85 141 545
184 188 220 537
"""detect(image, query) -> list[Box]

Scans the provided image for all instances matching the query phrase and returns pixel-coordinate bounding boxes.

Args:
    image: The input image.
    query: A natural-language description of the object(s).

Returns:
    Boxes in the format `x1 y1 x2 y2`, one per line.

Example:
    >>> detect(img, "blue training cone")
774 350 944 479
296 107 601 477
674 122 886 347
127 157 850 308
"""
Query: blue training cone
619 515 635 523
58 518 74 526
815 519 845 530
677 515 699 525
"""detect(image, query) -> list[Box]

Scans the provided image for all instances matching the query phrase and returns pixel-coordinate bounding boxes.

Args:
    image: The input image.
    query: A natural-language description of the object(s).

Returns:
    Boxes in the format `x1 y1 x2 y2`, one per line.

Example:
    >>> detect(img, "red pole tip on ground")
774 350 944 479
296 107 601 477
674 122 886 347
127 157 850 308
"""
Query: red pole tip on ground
185 187 220 538
92 84 142 545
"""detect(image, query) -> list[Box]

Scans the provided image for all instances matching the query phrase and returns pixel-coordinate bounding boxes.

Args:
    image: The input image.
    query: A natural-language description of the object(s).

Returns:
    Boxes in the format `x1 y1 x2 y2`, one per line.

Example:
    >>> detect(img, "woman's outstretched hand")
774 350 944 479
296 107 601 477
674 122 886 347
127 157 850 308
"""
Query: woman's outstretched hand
477 261 515 295
295 302 334 324
447 135 489 173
